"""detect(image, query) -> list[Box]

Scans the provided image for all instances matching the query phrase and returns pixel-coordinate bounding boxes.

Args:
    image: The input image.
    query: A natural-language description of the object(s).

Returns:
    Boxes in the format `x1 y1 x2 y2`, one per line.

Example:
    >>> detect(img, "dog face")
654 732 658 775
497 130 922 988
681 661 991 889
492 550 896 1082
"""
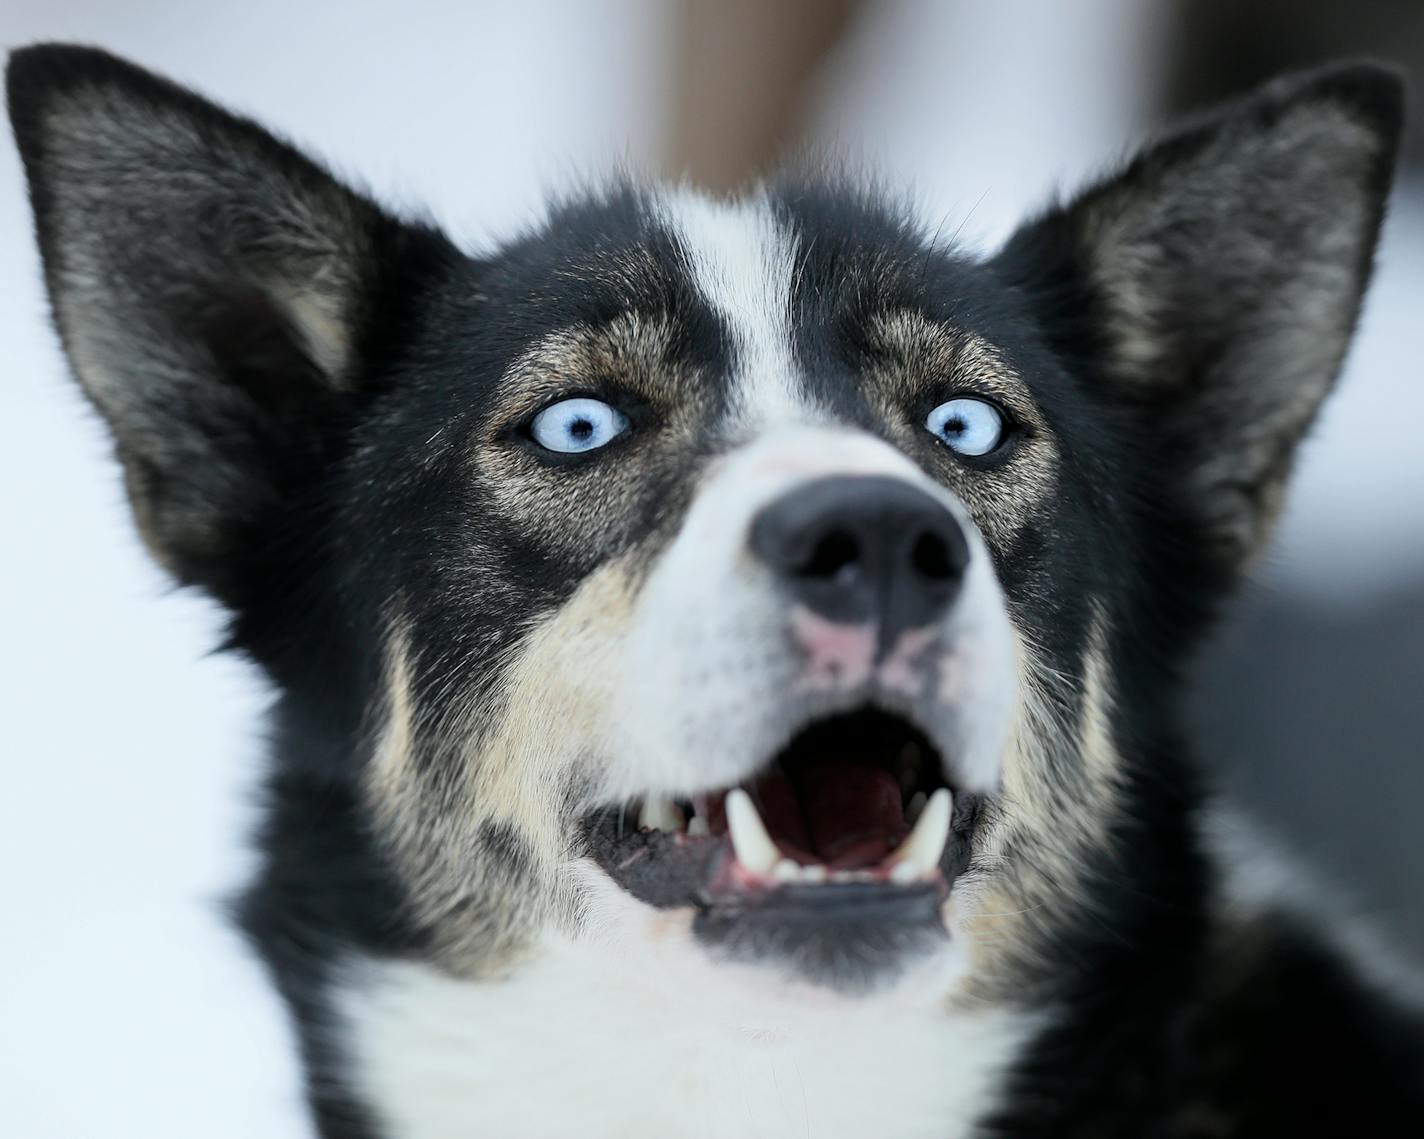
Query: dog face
9 49 1401 1003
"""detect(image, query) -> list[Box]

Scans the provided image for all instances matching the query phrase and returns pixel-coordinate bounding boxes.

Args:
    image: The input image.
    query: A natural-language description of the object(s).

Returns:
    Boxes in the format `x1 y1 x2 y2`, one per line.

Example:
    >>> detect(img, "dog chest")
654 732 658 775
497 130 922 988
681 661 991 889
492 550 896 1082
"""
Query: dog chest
335 944 1035 1139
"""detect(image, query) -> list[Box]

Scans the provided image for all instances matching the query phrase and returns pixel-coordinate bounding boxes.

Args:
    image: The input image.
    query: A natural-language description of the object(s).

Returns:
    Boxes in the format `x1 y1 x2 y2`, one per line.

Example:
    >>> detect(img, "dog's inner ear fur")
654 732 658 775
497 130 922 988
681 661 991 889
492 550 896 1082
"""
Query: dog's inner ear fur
996 65 1403 571
8 46 451 598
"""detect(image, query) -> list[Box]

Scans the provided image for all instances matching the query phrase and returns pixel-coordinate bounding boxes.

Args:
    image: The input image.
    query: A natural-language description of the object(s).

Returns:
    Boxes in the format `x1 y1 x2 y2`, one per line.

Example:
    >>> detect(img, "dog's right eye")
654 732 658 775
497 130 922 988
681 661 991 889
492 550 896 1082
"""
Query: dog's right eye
528 397 629 454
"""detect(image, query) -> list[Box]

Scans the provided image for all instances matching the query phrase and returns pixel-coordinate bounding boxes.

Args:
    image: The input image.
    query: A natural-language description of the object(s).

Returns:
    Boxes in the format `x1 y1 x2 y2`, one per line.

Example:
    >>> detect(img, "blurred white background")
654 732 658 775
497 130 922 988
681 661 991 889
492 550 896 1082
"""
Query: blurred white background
1 3 1420 1136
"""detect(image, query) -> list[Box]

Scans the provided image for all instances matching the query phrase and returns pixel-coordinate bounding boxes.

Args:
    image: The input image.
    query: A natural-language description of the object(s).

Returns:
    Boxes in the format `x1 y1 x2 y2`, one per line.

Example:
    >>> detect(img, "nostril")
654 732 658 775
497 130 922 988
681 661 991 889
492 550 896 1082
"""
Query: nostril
798 529 860 580
750 477 969 629
911 530 958 581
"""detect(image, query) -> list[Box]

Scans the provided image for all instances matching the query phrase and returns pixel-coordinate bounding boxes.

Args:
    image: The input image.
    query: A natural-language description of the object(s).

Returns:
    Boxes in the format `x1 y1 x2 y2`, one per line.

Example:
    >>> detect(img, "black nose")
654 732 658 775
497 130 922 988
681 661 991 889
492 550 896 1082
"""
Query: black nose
749 475 970 639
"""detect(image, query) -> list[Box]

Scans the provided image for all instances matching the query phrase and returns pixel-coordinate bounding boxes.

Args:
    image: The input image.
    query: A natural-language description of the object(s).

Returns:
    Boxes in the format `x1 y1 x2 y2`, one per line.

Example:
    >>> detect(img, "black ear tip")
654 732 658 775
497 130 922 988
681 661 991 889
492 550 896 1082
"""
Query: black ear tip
9 44 108 144
1271 59 1407 140
8 41 124 102
6 43 174 142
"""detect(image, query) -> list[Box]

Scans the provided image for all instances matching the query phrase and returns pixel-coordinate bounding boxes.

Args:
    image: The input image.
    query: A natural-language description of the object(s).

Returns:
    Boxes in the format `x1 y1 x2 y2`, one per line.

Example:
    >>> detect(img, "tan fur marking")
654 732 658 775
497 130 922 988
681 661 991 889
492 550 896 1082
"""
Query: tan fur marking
1077 608 1122 794
450 563 639 860
470 314 710 556
368 561 643 973
956 623 1124 999
476 315 685 441
862 313 1059 552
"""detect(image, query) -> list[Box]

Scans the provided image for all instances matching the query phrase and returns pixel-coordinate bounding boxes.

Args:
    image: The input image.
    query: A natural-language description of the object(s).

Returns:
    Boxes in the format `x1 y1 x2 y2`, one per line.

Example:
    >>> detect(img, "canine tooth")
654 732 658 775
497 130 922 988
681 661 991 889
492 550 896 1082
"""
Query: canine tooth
773 859 800 883
639 796 684 833
889 860 922 885
686 815 710 838
892 788 952 878
726 789 780 876
905 791 927 825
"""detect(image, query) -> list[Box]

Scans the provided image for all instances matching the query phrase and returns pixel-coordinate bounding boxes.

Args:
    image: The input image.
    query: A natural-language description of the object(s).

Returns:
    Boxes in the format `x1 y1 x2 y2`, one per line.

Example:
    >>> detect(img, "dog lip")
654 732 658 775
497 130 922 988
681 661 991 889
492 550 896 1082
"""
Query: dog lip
694 879 949 947
584 821 726 909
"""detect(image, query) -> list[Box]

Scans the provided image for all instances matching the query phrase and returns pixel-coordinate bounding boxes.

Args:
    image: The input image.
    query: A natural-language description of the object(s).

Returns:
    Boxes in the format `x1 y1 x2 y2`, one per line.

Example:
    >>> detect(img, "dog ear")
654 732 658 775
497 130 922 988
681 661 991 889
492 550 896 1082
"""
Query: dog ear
994 63 1404 572
7 44 455 599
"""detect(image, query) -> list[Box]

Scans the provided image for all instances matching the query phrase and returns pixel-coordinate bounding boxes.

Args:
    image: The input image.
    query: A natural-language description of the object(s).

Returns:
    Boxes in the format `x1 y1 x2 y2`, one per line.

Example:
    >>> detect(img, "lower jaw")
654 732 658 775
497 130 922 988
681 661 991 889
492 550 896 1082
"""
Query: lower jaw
692 879 954 995
584 793 985 995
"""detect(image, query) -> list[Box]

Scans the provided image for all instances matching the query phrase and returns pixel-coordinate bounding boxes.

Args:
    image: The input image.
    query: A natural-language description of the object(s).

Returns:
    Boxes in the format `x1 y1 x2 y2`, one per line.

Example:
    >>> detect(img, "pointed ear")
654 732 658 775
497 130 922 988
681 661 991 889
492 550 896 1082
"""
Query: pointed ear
7 44 455 598
994 63 1404 571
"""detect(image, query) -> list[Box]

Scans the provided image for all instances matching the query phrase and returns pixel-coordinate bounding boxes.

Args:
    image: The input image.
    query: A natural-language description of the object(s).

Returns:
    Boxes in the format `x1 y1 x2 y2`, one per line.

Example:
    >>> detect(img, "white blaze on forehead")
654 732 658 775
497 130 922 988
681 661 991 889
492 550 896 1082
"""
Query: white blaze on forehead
655 188 809 427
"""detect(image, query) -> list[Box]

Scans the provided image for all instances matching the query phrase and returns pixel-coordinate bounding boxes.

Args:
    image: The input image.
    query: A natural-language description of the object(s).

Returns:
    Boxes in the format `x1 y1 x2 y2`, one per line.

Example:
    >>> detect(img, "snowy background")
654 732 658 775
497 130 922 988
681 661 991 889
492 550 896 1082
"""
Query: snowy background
2 3 1420 1135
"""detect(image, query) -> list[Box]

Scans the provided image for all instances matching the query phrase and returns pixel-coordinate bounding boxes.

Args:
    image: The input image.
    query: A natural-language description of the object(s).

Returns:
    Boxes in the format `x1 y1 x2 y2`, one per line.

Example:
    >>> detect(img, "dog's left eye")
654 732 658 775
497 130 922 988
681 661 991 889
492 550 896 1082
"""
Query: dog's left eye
926 397 1007 457
529 397 629 454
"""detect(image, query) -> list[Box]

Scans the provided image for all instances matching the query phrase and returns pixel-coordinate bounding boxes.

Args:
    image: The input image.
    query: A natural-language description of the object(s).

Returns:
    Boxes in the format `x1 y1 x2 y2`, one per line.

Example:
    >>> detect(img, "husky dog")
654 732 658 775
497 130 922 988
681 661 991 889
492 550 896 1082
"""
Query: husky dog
8 43 1421 1138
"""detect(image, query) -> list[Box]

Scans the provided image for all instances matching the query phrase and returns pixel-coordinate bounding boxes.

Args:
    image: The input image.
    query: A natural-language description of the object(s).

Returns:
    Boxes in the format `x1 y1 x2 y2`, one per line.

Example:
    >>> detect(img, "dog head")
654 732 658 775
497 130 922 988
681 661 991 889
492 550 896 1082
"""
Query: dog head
9 47 1401 1003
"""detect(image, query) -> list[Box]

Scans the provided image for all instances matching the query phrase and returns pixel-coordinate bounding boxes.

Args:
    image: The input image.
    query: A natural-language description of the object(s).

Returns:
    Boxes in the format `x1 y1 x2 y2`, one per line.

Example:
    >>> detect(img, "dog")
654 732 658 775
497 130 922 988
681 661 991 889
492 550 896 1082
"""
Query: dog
9 43 1422 1138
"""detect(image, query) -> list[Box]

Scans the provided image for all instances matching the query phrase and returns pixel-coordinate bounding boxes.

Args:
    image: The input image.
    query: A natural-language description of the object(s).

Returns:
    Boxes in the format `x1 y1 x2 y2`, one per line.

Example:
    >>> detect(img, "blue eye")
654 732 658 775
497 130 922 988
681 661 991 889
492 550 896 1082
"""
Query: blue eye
529 397 629 454
926 397 1007 457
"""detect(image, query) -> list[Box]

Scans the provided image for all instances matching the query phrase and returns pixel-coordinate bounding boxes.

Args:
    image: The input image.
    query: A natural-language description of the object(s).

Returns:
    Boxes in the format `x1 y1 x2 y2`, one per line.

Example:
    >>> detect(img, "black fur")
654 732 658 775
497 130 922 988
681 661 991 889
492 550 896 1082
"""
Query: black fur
9 42 1419 1137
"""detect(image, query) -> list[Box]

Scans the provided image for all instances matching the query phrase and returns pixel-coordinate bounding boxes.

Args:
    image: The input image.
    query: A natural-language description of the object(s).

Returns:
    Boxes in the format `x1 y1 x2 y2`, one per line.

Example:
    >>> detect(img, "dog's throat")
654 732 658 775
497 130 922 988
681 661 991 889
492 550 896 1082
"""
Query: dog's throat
763 757 907 869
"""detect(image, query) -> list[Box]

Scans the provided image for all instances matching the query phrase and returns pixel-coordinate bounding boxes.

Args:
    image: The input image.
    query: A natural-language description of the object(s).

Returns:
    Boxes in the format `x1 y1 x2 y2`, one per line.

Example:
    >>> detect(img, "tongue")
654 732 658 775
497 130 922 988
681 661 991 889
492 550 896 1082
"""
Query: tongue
750 768 813 857
797 758 906 869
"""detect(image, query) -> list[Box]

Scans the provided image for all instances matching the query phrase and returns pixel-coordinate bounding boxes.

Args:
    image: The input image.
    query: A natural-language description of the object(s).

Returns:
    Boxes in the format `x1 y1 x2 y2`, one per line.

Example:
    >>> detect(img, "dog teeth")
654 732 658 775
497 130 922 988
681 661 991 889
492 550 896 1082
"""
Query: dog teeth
770 860 876 885
638 796 684 833
726 789 780 876
829 869 876 882
889 788 951 881
703 785 950 886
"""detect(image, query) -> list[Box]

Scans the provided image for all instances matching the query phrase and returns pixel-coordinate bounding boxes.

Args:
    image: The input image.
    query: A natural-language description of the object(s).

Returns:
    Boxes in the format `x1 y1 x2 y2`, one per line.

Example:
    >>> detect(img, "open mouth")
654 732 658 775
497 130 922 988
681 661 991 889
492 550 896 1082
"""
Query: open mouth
585 707 975 915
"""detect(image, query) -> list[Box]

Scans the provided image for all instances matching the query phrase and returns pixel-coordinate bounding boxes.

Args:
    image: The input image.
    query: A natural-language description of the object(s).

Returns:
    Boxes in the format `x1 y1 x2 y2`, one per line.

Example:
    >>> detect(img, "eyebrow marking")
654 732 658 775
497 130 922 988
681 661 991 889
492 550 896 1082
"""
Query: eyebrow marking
866 312 1039 419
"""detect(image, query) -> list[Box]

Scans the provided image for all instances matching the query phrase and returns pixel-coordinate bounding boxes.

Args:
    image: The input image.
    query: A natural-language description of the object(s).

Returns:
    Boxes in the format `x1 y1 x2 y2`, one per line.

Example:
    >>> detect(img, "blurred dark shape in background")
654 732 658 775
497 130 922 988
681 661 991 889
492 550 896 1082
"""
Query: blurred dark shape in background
1161 0 1424 959
666 0 861 192
1196 586 1424 956
670 0 1424 958
1162 0 1424 170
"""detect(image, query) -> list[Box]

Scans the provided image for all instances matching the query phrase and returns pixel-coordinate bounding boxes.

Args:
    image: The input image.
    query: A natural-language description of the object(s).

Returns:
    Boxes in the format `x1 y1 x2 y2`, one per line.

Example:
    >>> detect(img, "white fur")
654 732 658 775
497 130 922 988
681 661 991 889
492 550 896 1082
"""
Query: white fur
655 189 807 428
338 875 1038 1139
607 423 1017 802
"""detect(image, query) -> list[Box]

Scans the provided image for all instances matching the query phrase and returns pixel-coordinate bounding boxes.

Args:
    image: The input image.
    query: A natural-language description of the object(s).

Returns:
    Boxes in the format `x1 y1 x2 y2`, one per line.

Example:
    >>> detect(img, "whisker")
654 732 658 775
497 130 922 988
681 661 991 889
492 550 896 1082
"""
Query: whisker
969 902 1047 919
